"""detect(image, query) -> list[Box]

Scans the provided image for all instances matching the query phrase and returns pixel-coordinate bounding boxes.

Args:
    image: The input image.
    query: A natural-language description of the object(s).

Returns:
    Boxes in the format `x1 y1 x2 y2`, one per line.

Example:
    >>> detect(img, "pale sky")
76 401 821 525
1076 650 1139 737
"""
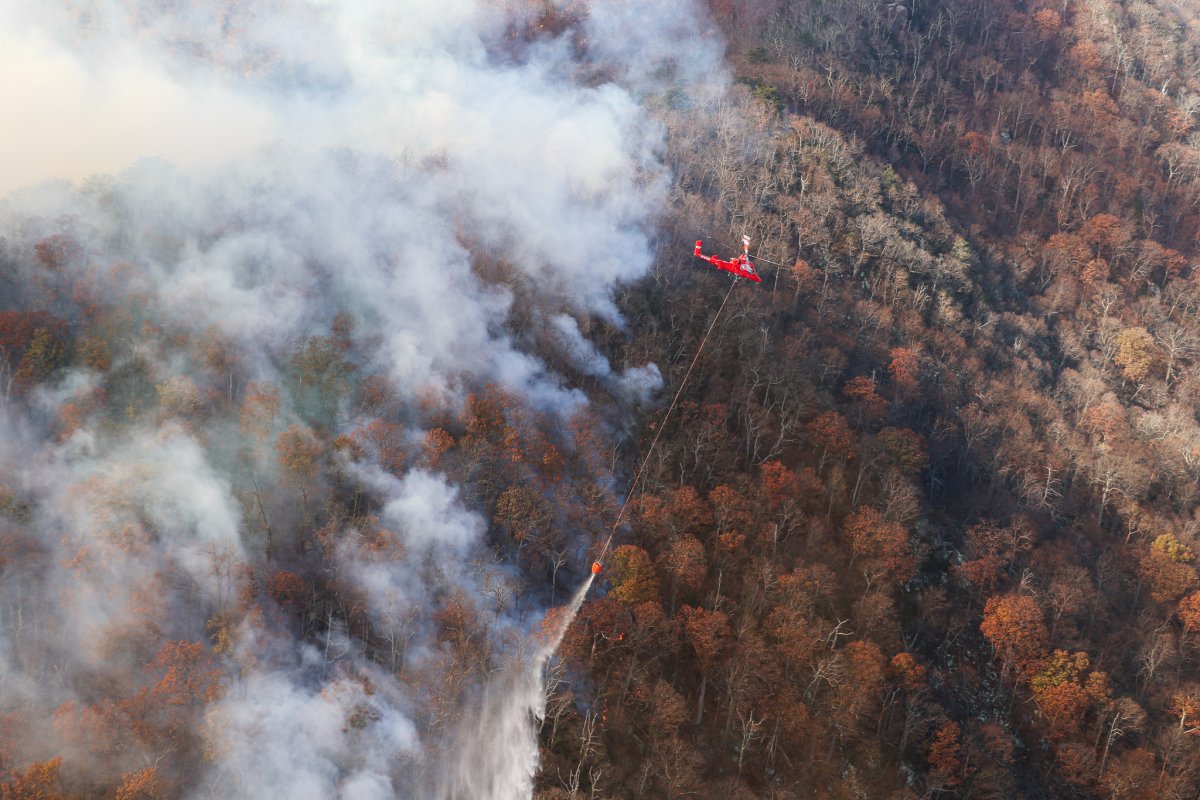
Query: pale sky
0 9 275 196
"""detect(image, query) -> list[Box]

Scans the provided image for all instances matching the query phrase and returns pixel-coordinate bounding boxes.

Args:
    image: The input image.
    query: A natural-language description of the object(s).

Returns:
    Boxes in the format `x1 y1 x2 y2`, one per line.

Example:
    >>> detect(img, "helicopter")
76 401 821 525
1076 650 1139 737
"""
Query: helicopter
693 235 762 283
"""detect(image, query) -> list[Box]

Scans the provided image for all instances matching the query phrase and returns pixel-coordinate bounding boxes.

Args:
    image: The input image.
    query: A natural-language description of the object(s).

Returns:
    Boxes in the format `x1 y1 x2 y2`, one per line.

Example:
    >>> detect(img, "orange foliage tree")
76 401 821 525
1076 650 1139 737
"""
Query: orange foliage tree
843 507 912 588
980 593 1048 680
0 757 68 800
678 605 730 724
606 545 661 605
805 410 856 471
888 347 921 398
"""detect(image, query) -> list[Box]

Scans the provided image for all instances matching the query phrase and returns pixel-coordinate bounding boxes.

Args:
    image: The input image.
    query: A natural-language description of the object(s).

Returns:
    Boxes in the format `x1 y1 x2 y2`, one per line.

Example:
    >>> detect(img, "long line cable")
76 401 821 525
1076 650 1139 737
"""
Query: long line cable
596 278 738 563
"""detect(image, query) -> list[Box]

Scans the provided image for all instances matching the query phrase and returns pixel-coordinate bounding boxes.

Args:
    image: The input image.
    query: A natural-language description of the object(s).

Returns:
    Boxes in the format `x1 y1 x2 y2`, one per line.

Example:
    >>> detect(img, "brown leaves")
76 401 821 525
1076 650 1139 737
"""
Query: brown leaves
12 327 67 394
1030 650 1105 740
843 507 912 586
1178 592 1200 633
33 235 81 270
351 420 409 474
759 460 800 509
1031 8 1062 36
661 535 707 596
878 427 928 474
678 605 729 671
0 757 67 800
266 570 307 609
113 767 166 800
926 721 963 790
1080 213 1130 257
887 347 921 396
152 640 223 707
1113 327 1156 383
980 593 1048 678
1143 534 1199 604
606 545 661 605
289 334 353 424
275 424 324 487
631 679 688 740
888 653 927 691
842 375 888 421
1082 400 1127 441
494 486 552 548
805 410 856 463
420 427 455 469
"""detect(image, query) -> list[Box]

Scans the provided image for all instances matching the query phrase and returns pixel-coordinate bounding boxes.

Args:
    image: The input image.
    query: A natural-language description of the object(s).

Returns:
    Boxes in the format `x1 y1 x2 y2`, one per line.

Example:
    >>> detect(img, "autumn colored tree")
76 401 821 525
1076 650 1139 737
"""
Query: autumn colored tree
843 506 912 588
1143 534 1199 605
842 375 887 423
955 519 1034 605
420 427 455 470
758 460 807 551
0 312 65 402
631 678 689 746
33 234 81 270
888 652 927 692
678 605 730 724
0 757 67 800
980 593 1049 680
877 427 928 475
155 375 205 423
759 460 799 511
1081 399 1128 442
1042 232 1091 285
606 545 661 605
1029 650 1107 740
266 570 308 610
113 767 166 800
707 484 753 542
151 640 222 710
1113 327 1156 384
1178 591 1200 634
12 327 67 394
659 534 707 612
887 347 920 398
925 720 964 794
352 419 408 474
805 410 856 471
830 640 885 739
765 568 829 681
1081 213 1132 264
494 485 561 570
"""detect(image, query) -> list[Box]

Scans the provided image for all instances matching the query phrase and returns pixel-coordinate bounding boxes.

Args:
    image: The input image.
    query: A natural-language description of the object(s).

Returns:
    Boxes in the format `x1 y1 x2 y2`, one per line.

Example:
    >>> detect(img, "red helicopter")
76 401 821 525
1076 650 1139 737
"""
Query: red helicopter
693 235 762 283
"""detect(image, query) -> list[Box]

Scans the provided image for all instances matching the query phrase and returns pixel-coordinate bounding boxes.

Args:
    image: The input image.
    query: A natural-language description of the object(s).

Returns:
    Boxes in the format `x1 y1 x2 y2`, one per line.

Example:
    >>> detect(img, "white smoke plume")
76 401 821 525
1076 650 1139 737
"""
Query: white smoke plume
0 0 726 796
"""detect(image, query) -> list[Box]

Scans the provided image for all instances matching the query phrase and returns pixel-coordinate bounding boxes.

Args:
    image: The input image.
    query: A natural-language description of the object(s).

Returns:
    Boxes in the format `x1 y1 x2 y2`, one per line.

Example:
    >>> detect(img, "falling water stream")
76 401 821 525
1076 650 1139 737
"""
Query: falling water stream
436 572 596 799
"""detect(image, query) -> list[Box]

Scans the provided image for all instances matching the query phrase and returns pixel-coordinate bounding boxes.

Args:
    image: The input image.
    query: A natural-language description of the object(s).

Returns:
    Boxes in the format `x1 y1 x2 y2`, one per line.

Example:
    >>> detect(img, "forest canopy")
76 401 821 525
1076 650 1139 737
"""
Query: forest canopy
4 0 1200 799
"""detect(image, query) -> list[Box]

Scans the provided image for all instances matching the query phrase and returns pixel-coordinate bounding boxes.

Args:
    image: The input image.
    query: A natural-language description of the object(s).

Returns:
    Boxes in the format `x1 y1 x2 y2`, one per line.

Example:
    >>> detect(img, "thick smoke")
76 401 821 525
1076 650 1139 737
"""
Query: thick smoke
0 0 724 797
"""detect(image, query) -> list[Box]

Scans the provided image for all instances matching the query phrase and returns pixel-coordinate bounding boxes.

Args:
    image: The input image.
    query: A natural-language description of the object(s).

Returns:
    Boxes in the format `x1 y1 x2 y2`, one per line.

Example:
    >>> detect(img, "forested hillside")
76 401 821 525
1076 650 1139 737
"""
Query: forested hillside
3 1 1200 799
538 1 1200 797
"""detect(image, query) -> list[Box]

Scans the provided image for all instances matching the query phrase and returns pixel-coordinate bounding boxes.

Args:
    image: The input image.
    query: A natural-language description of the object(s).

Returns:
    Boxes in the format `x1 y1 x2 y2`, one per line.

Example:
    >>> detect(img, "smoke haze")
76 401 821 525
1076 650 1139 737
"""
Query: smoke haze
0 0 726 797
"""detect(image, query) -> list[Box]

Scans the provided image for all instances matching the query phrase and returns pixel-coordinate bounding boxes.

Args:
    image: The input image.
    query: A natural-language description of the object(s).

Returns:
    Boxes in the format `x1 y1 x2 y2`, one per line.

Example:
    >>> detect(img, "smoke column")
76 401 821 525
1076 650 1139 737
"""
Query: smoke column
0 0 727 797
